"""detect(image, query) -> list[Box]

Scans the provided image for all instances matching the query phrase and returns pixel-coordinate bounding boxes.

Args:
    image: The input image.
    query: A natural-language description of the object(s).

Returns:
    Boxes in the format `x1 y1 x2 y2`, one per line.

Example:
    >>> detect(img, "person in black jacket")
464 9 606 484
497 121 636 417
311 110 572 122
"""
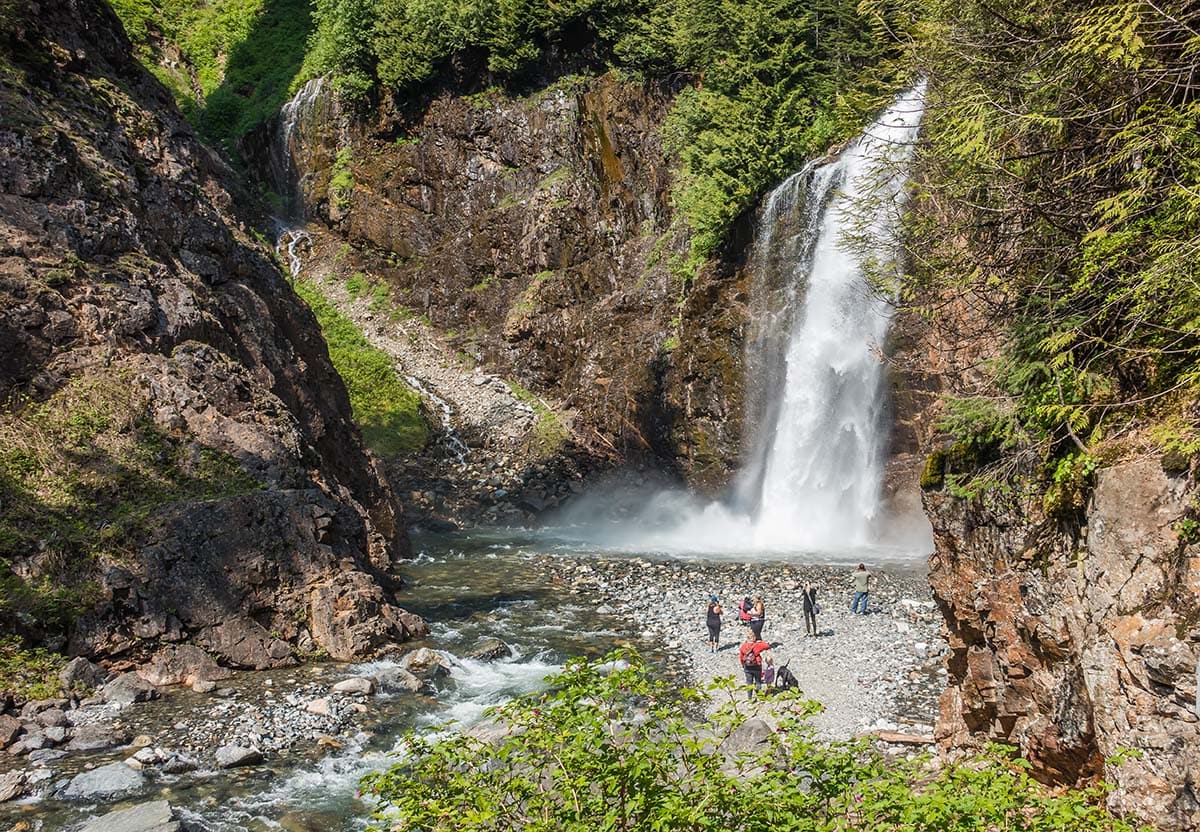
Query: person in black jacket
802 582 819 637
706 595 723 652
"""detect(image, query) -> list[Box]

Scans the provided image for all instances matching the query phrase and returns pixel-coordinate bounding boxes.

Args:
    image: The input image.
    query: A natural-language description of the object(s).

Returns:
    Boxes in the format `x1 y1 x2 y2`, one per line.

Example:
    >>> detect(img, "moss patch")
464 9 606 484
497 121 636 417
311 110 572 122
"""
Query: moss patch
0 636 64 701
506 379 568 459
292 279 429 456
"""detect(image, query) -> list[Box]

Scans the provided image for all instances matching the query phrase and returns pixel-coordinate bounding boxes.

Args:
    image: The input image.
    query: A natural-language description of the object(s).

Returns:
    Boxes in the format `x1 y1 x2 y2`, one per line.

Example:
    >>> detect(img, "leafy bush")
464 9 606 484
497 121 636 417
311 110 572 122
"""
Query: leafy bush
900 0 1200 479
0 637 64 701
291 279 429 455
362 653 1140 831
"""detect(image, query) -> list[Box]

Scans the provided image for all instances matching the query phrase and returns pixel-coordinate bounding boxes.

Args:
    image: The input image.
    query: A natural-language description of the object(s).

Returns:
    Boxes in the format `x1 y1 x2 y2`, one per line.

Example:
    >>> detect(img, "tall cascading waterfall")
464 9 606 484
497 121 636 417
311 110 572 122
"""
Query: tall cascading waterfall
557 84 930 557
736 81 928 549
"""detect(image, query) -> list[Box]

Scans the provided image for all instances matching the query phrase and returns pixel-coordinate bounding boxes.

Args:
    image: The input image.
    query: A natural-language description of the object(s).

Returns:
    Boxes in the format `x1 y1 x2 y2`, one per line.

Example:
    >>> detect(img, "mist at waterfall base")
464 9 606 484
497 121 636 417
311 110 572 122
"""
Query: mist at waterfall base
547 85 932 562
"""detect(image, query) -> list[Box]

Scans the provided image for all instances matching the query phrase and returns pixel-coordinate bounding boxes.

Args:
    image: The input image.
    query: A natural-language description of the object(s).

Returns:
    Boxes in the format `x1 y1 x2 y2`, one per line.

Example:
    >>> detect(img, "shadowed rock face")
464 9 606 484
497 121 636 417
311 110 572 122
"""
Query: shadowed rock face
0 0 425 667
253 73 750 490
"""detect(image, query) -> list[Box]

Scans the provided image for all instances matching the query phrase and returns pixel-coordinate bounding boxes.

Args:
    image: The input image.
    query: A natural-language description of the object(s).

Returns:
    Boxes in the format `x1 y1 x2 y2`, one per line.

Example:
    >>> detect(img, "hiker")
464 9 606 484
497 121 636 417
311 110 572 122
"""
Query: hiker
801 581 819 636
706 595 723 653
737 596 753 629
749 594 766 639
738 630 771 696
762 654 776 688
850 563 870 615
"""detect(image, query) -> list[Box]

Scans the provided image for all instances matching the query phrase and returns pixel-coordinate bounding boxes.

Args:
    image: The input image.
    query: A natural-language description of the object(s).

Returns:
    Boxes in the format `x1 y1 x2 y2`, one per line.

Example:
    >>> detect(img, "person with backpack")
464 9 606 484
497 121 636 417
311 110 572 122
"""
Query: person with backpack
801 582 819 636
850 563 871 615
706 595 723 653
738 630 771 696
749 594 766 639
737 596 753 629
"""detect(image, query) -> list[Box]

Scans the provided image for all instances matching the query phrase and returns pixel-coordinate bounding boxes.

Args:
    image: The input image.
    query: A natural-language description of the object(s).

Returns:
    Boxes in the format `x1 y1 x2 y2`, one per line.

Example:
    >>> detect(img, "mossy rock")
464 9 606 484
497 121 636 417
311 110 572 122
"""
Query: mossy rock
920 449 947 491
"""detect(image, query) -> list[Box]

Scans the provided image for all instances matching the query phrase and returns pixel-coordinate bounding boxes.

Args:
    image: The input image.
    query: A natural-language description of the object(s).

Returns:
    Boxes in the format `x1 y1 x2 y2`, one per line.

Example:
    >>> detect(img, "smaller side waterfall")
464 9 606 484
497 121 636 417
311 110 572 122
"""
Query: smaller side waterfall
269 77 328 220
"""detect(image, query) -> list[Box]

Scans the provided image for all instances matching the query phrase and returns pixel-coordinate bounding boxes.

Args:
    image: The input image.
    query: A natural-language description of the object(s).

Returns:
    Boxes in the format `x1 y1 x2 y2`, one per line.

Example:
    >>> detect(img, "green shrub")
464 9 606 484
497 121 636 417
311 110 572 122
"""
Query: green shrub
363 652 1140 832
0 637 65 701
292 279 429 455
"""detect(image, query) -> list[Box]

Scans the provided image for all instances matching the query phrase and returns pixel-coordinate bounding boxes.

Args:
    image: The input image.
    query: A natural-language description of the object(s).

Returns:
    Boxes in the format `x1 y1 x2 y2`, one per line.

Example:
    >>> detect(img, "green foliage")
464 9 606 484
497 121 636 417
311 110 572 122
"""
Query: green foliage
292 279 430 455
300 0 897 257
363 653 1140 832
0 372 261 635
920 449 946 490
506 378 568 458
0 637 64 701
109 0 313 155
330 146 355 208
903 0 1200 485
1042 453 1098 520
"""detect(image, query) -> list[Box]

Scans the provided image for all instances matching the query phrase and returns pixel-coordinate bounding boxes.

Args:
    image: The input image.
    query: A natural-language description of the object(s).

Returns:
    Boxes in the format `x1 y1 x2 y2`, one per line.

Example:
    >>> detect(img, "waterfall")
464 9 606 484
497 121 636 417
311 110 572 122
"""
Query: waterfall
738 82 927 548
270 77 327 220
554 84 930 557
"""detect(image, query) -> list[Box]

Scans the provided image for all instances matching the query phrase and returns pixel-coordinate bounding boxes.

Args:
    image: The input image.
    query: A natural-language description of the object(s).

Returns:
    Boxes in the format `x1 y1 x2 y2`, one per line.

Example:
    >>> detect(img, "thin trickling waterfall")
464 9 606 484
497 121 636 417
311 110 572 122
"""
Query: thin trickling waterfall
270 77 327 220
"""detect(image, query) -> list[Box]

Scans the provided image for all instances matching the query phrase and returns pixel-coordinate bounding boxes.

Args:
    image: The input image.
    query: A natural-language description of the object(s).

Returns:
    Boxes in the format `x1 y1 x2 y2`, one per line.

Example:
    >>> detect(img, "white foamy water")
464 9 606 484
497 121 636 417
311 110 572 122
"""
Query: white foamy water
549 84 931 558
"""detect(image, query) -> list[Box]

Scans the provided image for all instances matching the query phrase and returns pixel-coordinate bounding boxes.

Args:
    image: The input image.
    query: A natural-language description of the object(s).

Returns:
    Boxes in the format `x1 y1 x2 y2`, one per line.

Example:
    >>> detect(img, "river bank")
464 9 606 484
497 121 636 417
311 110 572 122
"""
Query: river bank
2 535 940 830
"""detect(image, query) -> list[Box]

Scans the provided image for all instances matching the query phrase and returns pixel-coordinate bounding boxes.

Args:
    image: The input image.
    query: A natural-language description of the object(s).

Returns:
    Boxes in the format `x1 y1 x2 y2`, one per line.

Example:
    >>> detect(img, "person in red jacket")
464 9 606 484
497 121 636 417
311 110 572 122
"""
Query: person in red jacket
738 631 771 697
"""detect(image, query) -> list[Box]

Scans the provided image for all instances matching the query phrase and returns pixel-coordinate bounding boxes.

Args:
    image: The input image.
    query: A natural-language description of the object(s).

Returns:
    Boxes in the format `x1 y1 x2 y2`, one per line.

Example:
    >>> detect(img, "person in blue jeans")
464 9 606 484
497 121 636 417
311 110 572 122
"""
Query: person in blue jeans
850 563 870 615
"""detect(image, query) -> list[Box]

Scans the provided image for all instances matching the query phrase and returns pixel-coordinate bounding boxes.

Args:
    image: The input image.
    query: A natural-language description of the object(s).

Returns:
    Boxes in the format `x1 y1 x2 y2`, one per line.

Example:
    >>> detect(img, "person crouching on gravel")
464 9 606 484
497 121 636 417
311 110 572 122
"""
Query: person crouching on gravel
706 595 723 652
739 631 771 697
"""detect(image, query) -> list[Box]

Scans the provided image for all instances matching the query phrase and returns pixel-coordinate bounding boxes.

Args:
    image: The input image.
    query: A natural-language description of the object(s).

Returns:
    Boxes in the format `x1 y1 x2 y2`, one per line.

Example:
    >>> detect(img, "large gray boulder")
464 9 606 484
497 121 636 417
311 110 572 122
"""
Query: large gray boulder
0 770 25 802
59 657 109 691
78 799 180 832
101 673 160 706
464 637 512 662
399 648 452 682
67 725 128 752
374 666 425 694
137 645 232 687
63 761 146 801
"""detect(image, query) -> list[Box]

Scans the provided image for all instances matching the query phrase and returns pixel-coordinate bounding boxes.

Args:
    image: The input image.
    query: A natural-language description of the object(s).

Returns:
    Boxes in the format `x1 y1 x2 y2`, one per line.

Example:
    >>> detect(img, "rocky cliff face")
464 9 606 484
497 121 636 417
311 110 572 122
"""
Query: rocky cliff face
255 73 750 491
923 448 1200 826
0 0 426 672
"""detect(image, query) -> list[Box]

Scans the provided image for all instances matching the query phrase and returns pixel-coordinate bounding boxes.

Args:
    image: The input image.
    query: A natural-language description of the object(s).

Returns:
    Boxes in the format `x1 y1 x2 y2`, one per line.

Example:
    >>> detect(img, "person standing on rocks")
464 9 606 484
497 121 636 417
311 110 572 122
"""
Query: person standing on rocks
749 594 766 639
706 595 723 653
850 564 870 615
801 582 819 636
739 630 771 696
737 596 753 631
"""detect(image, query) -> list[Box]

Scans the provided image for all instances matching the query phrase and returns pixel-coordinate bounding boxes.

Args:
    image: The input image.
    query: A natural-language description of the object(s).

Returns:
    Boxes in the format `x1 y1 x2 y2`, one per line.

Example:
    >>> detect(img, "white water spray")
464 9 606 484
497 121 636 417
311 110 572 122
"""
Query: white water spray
556 84 930 557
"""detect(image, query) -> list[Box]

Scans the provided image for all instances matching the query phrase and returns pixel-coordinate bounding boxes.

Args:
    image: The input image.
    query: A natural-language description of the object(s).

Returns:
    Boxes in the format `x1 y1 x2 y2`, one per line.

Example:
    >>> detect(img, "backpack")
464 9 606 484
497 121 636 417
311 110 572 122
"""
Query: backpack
741 642 764 668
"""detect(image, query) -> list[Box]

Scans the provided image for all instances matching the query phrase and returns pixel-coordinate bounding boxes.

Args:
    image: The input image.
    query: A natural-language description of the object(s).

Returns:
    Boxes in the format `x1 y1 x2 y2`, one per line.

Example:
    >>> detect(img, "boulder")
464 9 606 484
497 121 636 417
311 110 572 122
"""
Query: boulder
59 657 109 691
35 708 68 728
0 715 21 748
214 744 263 769
0 770 25 802
67 725 128 752
464 637 512 662
20 699 67 718
304 697 331 716
63 761 146 801
78 799 180 832
399 648 452 682
199 619 294 670
102 672 160 706
161 755 199 775
374 666 425 693
137 645 232 687
191 679 217 694
332 677 375 695
27 748 67 765
719 718 774 758
42 726 68 744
